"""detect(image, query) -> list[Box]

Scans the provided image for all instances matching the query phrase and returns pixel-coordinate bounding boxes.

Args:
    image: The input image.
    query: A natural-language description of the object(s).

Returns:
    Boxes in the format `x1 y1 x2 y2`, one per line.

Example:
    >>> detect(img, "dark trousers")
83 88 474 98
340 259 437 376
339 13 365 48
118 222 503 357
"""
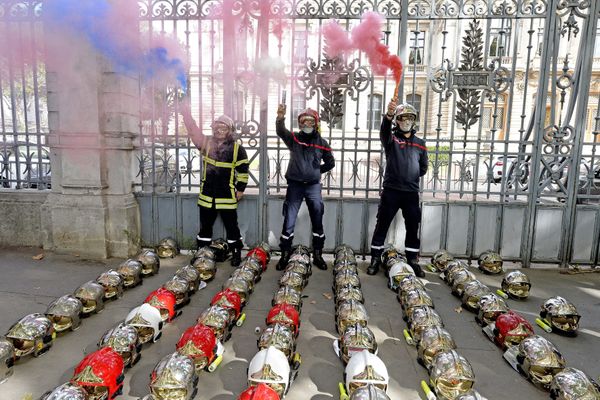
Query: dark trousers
197 205 243 250
279 181 325 251
370 188 421 260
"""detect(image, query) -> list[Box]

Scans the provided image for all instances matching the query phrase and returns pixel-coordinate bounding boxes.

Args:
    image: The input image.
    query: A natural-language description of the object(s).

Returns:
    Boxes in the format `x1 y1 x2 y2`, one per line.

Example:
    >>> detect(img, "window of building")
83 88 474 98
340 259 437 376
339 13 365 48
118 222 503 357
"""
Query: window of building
489 20 512 57
594 28 600 57
481 97 506 138
293 31 307 65
367 94 383 130
292 96 306 129
409 31 425 65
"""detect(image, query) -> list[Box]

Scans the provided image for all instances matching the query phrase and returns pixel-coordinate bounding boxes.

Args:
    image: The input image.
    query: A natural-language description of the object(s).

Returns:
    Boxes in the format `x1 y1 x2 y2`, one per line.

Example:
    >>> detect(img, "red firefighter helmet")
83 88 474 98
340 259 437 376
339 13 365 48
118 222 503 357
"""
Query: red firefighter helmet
71 347 124 400
144 288 177 322
238 383 282 400
211 289 243 321
494 311 534 349
266 304 300 336
247 247 269 271
176 323 218 372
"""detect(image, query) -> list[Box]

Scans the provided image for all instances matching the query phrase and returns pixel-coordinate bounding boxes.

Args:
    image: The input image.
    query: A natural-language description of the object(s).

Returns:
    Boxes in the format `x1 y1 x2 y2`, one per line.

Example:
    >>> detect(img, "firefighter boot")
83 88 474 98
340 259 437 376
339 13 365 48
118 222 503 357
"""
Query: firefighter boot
230 248 242 267
408 258 426 278
367 257 381 275
313 250 327 270
276 250 290 271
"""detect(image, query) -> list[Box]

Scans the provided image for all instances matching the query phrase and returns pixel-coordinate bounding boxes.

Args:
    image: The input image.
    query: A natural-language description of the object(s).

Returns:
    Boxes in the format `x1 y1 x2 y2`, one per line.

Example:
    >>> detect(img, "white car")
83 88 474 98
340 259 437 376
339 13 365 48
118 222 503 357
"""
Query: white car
490 155 516 183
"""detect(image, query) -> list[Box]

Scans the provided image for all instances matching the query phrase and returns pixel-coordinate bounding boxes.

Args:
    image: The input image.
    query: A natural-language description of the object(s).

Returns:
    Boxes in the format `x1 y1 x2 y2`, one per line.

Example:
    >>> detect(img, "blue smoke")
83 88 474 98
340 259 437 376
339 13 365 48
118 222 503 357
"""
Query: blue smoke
44 0 187 92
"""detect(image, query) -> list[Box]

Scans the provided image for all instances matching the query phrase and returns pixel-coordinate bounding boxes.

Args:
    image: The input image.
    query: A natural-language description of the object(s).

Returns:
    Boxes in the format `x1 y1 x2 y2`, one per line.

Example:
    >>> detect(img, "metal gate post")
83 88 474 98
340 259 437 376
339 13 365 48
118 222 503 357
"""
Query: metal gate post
520 0 559 267
561 2 599 267
257 0 270 242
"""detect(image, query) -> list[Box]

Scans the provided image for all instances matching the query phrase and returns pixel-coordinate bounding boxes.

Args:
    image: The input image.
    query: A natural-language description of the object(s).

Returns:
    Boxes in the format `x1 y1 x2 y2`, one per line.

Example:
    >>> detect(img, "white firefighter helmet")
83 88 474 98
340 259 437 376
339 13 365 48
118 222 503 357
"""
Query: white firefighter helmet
388 261 415 291
125 303 163 344
247 346 291 397
344 350 389 395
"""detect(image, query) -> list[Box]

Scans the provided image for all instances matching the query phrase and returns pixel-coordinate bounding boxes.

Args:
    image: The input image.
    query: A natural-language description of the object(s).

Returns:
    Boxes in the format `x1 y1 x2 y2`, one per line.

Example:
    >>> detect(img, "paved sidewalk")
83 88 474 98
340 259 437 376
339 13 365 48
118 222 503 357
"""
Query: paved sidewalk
0 246 598 400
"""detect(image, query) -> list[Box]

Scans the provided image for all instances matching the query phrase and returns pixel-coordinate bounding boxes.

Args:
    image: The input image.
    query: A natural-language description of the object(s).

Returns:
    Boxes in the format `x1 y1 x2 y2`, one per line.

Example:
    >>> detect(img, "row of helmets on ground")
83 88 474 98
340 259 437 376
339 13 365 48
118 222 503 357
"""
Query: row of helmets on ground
0 237 186 387
429 249 599 400
237 244 313 400
330 245 391 400
36 238 226 399
382 246 486 400
137 242 272 400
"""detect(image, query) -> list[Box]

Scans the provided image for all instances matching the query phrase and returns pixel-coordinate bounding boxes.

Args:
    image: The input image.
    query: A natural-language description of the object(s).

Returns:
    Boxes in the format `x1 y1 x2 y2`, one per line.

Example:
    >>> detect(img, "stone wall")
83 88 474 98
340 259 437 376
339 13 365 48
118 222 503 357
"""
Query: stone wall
0 192 48 247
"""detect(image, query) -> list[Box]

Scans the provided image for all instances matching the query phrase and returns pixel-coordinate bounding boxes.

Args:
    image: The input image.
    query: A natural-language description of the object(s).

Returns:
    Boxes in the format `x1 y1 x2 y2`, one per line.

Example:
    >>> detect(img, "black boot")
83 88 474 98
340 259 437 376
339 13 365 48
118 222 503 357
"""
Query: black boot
367 257 381 275
408 258 426 278
276 250 290 271
230 248 241 267
313 250 327 270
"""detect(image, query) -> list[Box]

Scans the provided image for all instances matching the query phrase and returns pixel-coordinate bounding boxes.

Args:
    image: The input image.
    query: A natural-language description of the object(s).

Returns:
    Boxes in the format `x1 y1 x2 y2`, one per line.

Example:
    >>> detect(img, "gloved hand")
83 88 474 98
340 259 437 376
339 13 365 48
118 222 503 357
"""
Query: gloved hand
277 103 286 120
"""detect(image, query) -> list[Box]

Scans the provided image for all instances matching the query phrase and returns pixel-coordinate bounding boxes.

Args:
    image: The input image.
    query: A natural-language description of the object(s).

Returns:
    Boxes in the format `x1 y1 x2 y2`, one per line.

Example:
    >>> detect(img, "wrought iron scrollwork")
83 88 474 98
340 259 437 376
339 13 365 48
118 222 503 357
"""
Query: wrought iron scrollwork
557 0 591 39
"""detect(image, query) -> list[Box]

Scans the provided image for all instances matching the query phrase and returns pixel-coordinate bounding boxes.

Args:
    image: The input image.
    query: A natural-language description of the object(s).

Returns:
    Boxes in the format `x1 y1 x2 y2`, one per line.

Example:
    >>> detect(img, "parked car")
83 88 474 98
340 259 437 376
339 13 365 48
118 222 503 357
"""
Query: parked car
491 155 516 183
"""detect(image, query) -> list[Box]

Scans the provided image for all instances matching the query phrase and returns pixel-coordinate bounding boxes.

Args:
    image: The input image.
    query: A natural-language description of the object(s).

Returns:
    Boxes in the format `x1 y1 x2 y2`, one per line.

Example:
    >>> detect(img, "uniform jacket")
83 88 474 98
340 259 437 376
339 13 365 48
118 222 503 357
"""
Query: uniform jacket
183 113 249 209
276 118 335 184
380 117 428 192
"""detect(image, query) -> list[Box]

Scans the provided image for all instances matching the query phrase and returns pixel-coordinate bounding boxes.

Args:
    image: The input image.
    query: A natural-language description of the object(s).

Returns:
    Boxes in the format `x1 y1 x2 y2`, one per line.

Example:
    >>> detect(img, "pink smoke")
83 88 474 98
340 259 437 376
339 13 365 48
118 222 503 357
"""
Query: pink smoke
322 12 403 84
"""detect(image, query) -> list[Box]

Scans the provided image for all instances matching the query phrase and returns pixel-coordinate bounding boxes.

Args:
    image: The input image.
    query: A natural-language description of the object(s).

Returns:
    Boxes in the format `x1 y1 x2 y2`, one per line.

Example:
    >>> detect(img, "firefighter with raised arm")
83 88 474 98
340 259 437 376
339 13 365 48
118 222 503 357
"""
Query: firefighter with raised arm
275 101 335 270
180 104 249 267
367 97 428 277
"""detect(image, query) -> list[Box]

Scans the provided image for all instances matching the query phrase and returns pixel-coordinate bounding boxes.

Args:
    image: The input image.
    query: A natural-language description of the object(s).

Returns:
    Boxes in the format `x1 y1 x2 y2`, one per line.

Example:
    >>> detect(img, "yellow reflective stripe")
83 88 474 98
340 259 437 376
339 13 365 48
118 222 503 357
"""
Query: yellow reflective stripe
215 203 238 210
235 159 249 166
237 174 249 183
198 199 212 208
204 157 235 168
199 193 213 202
214 197 237 204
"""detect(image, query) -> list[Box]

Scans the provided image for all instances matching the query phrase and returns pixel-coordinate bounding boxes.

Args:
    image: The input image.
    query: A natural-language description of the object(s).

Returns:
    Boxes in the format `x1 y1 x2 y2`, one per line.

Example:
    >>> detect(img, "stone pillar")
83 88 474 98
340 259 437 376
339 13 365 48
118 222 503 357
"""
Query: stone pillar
41 36 140 259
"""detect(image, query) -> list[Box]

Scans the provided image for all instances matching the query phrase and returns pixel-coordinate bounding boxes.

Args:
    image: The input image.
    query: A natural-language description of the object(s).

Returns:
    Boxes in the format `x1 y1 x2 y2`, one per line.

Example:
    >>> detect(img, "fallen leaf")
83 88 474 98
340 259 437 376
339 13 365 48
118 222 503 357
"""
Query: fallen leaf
32 253 44 260
454 306 463 313
322 293 333 300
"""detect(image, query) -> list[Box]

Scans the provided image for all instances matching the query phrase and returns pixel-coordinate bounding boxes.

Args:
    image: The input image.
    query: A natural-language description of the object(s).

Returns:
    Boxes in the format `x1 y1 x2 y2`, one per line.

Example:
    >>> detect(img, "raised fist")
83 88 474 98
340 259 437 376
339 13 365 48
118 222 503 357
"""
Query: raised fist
387 97 398 117
277 103 286 119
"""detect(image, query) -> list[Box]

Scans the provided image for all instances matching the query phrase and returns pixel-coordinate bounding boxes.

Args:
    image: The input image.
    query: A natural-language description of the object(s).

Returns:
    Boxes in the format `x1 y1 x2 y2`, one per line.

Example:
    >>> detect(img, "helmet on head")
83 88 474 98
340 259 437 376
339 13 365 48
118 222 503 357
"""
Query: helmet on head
71 347 124 400
150 352 197 400
74 281 106 315
213 115 235 132
394 103 418 132
45 294 83 333
0 339 15 384
5 313 55 359
297 109 320 134
98 322 141 368
540 296 581 334
344 351 389 395
137 249 161 276
96 270 125 300
517 335 566 389
550 368 600 400
39 383 88 400
429 350 475 399
493 311 534 349
248 347 291 397
176 323 218 372
238 383 281 400
125 304 163 344
145 288 178 322
340 323 378 365
116 259 143 288
501 271 531 299
157 237 179 258
431 250 454 272
417 326 457 371
478 250 503 274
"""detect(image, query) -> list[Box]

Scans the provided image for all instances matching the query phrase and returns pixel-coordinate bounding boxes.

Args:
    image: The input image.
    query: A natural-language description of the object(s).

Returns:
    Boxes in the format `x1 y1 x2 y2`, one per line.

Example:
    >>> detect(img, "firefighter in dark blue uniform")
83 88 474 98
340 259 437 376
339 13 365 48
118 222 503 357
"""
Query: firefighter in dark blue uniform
367 99 428 277
275 103 335 270
181 105 249 267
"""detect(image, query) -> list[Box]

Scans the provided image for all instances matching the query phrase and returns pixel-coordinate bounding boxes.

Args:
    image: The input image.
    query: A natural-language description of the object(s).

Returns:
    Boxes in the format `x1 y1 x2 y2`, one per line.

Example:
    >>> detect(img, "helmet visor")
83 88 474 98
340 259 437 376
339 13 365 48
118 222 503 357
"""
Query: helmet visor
136 326 155 344
152 387 188 400
49 314 73 332
82 385 109 400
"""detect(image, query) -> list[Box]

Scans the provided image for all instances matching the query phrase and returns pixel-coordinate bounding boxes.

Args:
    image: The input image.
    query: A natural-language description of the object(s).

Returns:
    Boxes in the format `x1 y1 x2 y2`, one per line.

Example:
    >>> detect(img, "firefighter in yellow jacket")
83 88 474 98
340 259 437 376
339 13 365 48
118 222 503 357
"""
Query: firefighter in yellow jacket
181 105 249 266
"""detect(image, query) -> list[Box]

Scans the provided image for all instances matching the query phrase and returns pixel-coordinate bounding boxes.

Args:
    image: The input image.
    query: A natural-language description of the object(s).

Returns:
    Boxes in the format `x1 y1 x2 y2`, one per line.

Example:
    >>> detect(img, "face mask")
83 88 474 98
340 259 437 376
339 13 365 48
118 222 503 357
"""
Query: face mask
397 117 415 133
301 126 314 134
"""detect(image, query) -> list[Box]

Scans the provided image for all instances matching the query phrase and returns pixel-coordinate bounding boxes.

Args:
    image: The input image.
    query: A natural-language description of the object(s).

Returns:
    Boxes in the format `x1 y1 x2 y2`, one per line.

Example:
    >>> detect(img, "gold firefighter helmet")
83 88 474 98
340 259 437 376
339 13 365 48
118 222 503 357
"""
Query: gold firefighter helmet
517 335 566 389
501 271 531 299
417 326 457 371
429 350 475 399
